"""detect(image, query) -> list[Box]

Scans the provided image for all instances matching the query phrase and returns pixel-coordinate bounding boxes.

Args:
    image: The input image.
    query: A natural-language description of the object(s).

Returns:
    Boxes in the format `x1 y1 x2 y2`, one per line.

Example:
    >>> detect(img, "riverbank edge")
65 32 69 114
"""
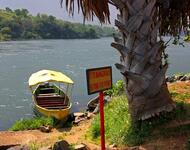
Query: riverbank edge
1 74 190 149
0 36 114 42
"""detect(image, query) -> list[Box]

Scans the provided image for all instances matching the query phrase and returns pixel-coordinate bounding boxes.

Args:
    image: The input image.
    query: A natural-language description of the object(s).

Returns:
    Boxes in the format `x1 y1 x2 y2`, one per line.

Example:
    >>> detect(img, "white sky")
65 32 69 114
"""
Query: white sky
0 0 118 25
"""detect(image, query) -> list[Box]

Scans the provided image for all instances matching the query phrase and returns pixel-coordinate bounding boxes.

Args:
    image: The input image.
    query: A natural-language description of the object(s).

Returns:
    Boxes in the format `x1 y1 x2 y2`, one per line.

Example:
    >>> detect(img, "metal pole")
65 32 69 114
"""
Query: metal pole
99 91 105 150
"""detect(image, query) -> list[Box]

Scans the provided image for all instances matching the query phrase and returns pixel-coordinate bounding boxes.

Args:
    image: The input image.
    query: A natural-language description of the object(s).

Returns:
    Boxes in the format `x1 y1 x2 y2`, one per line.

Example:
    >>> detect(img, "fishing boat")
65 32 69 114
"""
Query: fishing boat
87 95 111 113
28 70 74 120
87 95 99 112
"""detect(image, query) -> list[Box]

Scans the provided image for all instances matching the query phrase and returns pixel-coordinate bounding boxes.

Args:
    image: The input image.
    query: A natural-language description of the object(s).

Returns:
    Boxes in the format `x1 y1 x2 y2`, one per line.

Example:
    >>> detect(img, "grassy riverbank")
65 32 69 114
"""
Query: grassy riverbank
6 80 190 149
88 81 190 147
10 117 55 131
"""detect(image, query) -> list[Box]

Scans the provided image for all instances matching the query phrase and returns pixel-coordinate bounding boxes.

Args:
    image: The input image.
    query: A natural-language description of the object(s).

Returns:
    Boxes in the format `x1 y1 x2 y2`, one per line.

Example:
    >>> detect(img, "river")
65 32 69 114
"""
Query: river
0 38 190 130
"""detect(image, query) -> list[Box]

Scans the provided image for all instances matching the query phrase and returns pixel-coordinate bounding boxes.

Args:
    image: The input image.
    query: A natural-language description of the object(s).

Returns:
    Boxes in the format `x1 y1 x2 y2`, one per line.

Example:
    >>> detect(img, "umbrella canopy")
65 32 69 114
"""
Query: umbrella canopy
28 70 74 87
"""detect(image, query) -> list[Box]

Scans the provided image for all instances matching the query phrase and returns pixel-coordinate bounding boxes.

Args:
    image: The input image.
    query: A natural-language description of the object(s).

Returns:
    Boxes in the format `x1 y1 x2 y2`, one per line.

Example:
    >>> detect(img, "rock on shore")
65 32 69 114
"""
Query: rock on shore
166 74 190 83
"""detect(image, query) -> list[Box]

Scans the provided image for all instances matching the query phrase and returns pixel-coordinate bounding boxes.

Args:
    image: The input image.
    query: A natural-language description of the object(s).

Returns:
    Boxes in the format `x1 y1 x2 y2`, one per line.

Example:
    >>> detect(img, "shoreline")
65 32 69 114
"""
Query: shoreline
1 73 190 131
0 36 114 42
1 80 190 149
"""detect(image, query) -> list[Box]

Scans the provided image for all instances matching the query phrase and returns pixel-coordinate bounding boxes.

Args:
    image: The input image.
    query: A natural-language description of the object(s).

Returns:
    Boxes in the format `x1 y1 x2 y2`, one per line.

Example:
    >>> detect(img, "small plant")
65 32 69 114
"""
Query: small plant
28 142 41 150
185 73 190 77
105 80 124 96
10 116 55 131
69 144 75 150
174 72 185 77
58 134 65 140
28 141 49 150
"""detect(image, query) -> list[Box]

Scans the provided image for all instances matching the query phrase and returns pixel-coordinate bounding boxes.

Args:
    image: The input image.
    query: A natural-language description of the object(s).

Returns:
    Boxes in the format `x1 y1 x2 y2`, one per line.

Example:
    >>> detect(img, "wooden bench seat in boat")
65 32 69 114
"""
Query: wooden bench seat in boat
37 100 64 104
37 103 68 109
38 103 65 107
38 103 65 106
39 88 55 94
36 101 67 109
36 94 67 109
38 93 58 96
44 106 69 109
37 95 65 100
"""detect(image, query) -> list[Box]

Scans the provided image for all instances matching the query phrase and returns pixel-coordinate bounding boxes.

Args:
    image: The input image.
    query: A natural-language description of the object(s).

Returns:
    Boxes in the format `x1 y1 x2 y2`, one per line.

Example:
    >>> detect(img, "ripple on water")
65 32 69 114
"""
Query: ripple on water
24 113 33 116
11 65 17 69
0 88 10 95
1 88 10 91
15 106 24 109
0 105 6 108
22 98 29 102
64 69 74 74
9 94 16 97
66 64 75 68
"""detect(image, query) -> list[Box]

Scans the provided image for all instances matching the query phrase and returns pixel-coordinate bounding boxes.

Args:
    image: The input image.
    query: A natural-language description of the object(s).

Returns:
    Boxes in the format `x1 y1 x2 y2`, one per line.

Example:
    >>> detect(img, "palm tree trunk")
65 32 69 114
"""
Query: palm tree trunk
111 0 176 121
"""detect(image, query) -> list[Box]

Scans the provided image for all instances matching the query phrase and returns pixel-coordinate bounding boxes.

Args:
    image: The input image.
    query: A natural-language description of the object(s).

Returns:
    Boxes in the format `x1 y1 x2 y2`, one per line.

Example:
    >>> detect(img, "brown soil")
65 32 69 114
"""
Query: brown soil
0 81 190 150
139 135 188 150
168 81 190 96
0 119 99 150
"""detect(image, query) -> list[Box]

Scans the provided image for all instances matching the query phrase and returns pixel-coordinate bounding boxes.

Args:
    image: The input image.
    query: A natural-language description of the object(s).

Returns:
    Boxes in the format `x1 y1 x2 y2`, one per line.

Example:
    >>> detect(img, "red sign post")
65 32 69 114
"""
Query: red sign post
86 66 112 150
99 91 105 150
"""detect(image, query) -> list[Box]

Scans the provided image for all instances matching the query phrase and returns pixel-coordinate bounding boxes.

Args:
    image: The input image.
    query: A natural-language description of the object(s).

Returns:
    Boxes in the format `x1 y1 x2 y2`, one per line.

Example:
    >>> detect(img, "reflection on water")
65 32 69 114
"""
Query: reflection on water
0 38 190 130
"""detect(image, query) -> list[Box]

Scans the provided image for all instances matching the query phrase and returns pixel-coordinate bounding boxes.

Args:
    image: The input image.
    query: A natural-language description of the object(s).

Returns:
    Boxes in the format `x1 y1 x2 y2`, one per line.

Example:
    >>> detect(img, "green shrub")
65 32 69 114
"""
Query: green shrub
10 117 55 131
89 95 131 144
105 80 124 96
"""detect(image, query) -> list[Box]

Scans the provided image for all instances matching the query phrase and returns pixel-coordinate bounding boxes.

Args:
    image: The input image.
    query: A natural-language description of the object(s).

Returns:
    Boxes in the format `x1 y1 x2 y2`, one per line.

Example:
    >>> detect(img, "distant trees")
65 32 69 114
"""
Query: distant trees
0 8 116 41
0 27 11 40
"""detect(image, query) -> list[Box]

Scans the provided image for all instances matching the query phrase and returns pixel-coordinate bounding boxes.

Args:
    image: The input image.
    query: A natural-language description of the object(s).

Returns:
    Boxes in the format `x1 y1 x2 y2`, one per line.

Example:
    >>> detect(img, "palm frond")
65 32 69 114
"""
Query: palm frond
157 0 190 36
61 0 190 36
61 0 110 23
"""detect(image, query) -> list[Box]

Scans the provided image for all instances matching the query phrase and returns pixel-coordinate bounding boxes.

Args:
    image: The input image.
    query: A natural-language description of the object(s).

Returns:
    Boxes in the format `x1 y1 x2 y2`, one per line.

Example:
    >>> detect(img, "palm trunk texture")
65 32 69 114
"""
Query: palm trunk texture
111 0 176 121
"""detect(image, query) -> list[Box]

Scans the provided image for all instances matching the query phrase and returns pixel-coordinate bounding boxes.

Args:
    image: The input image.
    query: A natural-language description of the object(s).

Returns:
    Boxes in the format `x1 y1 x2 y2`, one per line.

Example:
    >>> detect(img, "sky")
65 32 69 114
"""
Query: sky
0 0 117 25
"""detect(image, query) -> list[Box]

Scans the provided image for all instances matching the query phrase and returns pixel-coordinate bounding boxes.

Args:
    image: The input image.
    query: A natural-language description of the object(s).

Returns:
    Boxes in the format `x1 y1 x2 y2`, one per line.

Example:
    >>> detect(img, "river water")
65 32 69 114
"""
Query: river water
0 38 190 130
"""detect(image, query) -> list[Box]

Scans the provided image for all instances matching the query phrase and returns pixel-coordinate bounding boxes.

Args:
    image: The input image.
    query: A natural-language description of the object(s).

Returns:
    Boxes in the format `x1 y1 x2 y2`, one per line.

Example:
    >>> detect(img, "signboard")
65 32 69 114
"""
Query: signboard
86 66 112 95
86 66 112 150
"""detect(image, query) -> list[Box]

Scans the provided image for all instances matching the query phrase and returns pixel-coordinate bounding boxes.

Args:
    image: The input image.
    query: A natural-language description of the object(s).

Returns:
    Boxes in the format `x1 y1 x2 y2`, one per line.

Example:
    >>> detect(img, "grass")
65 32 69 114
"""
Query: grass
104 80 124 96
10 116 55 131
171 91 190 101
28 142 42 150
89 95 133 145
89 95 130 144
88 93 190 146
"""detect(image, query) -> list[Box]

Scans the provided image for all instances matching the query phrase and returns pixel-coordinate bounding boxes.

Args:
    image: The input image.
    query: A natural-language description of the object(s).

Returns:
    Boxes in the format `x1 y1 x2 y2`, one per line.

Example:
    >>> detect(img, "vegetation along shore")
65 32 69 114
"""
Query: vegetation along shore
1 76 190 149
0 8 116 41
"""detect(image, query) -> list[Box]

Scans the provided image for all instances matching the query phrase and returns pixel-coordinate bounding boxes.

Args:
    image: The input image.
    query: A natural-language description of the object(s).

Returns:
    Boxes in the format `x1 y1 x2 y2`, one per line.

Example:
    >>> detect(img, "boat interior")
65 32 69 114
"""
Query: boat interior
34 83 70 109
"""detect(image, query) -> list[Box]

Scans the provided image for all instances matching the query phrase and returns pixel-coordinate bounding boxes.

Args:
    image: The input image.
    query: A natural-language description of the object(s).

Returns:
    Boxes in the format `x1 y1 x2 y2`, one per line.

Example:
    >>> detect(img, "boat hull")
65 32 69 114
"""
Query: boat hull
33 100 72 120
32 83 72 120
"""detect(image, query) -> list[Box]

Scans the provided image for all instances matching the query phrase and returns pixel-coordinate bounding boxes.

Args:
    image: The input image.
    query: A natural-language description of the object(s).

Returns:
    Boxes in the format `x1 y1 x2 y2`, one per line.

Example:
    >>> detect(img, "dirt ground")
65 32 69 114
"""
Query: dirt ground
0 119 100 149
0 81 190 150
0 118 188 150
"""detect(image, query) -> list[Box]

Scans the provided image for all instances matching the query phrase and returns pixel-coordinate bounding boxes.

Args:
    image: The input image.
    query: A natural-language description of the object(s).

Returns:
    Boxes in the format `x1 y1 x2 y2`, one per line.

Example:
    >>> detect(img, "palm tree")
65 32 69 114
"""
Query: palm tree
61 0 190 121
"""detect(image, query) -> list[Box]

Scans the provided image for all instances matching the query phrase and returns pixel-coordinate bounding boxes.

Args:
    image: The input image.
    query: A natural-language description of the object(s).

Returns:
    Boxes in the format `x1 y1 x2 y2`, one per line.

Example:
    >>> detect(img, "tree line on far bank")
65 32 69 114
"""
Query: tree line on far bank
0 8 116 41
